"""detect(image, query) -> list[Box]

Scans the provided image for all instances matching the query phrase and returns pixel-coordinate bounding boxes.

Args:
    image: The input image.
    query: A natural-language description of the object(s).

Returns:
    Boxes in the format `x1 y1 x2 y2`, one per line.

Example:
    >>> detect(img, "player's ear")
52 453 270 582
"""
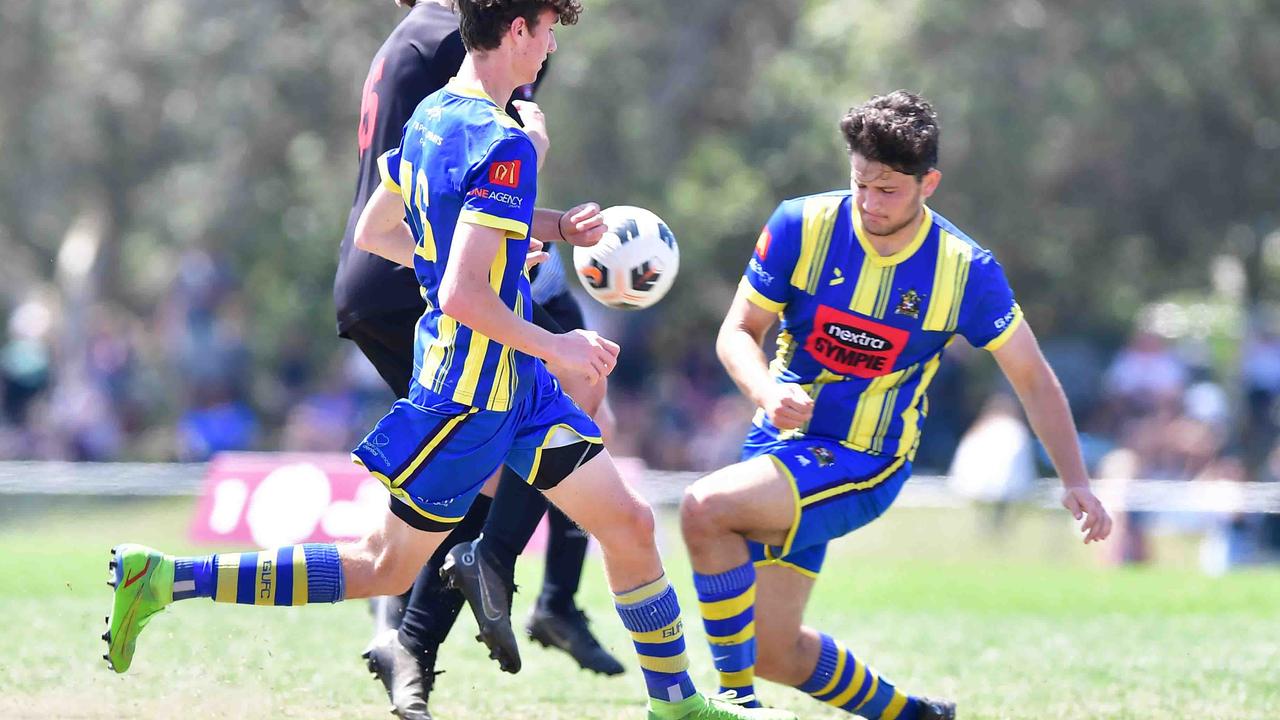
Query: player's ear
920 168 942 199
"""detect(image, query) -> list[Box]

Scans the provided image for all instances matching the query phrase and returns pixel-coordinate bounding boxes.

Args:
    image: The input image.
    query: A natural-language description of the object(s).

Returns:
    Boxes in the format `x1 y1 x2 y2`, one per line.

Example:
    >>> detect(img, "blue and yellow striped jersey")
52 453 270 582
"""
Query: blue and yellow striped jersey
377 79 538 412
742 191 1023 458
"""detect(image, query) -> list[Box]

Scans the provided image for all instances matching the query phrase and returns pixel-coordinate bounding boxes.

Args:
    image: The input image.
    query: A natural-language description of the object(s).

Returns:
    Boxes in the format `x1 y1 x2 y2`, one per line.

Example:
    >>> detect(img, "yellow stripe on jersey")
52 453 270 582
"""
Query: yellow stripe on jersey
791 196 843 293
922 230 975 332
740 277 786 314
896 348 947 457
398 158 414 203
421 315 456 394
458 209 529 240
414 168 438 261
984 303 1024 352
255 551 277 606
769 329 797 377
379 153 402 195
352 455 464 526
846 370 908 451
850 261 898 319
453 242 508 406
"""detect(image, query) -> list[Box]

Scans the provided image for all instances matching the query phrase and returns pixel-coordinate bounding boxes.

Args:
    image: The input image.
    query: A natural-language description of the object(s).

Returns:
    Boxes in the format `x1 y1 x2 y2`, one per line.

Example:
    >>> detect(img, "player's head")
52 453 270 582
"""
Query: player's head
453 0 580 82
840 91 942 237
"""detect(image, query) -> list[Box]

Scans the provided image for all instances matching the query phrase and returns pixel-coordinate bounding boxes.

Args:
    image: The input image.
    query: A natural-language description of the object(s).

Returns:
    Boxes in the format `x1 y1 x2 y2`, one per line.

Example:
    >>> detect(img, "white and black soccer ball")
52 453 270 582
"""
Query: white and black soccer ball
572 205 679 310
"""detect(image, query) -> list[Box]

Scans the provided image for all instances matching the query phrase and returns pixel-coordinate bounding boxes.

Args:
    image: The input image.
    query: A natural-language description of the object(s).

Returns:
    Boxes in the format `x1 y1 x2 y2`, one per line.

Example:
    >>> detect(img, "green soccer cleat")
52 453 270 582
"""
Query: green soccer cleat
648 693 798 720
102 544 174 673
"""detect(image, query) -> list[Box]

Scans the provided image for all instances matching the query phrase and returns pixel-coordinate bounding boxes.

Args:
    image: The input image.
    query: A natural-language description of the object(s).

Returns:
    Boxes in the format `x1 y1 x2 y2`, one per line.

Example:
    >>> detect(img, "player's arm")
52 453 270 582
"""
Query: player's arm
717 284 813 430
354 185 417 268
440 221 617 385
530 206 606 247
992 322 1112 543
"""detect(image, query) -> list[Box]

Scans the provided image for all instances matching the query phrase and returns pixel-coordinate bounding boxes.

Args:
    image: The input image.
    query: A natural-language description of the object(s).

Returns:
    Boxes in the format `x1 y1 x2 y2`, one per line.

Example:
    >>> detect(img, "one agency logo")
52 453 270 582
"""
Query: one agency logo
804 305 909 378
467 187 523 208
488 159 521 188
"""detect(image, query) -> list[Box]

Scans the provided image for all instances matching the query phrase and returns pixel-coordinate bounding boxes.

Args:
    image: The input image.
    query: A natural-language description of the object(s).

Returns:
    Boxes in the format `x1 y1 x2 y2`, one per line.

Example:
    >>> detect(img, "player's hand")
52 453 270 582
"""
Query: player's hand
761 382 814 430
549 329 620 386
1061 485 1112 544
512 100 549 170
525 238 550 270
558 203 607 247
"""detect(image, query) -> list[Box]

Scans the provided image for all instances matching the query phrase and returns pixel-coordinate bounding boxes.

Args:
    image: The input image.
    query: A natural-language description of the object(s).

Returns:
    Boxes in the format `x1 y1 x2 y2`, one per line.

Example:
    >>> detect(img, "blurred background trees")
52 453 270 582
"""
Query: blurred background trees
0 0 1278 465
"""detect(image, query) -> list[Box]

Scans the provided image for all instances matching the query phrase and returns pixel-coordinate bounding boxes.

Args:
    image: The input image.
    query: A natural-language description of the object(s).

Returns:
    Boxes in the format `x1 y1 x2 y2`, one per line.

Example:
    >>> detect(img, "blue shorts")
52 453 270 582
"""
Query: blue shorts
742 428 910 576
352 362 601 531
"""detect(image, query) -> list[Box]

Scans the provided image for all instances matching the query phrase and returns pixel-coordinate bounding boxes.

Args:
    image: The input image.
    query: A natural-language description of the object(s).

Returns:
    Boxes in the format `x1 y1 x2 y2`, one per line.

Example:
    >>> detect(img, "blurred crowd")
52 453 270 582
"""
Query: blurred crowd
1 250 1278 569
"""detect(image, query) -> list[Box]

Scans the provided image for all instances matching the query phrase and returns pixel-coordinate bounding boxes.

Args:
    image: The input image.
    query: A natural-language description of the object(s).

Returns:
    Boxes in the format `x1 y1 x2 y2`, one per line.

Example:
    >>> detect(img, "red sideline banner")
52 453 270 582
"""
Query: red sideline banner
190 452 383 547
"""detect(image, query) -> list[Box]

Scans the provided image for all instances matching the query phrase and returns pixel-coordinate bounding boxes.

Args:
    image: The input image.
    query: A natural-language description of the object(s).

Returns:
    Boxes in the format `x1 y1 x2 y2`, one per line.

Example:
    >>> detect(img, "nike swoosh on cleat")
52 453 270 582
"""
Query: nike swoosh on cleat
122 558 152 589
472 555 503 622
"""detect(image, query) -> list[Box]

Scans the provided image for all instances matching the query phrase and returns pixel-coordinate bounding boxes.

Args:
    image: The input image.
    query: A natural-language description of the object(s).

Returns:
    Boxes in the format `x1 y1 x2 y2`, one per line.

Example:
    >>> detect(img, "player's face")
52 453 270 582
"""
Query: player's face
513 9 557 84
851 154 940 237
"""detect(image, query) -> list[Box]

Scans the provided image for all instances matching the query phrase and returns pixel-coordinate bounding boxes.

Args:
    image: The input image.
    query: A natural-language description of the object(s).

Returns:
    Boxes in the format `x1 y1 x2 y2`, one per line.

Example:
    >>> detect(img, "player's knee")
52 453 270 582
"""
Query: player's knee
680 488 727 540
598 495 656 550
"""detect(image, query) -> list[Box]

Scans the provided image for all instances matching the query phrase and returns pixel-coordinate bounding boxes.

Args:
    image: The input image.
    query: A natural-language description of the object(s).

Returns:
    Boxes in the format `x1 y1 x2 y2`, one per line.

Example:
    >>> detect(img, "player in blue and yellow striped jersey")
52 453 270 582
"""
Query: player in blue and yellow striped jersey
680 91 1114 719
102 3 788 719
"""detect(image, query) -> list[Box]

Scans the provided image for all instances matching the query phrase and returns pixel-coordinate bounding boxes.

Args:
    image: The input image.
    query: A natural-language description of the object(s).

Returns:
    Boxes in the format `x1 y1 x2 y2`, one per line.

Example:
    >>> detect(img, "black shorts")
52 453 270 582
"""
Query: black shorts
344 292 585 398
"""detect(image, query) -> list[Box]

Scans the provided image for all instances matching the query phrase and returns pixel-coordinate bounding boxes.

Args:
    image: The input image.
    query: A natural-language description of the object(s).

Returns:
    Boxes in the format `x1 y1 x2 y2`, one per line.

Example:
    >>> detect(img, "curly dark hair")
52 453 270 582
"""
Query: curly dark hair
453 0 582 51
840 91 939 178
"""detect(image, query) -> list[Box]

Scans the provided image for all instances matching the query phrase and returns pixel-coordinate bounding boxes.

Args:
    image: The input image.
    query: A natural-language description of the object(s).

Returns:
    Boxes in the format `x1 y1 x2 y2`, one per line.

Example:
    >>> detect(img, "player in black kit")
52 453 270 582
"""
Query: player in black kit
335 3 623 718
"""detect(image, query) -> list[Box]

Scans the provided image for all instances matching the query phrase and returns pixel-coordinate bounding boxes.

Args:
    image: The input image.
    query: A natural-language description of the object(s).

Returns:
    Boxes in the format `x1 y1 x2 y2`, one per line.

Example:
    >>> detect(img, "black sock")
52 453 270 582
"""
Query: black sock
538 505 587 615
398 494 492 663
477 467 548 586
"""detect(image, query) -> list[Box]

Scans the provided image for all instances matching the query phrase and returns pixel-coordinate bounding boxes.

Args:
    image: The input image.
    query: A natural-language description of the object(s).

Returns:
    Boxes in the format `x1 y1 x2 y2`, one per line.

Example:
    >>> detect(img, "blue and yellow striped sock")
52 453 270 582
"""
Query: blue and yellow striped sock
693 562 758 706
613 575 698 707
172 544 344 606
796 633 922 719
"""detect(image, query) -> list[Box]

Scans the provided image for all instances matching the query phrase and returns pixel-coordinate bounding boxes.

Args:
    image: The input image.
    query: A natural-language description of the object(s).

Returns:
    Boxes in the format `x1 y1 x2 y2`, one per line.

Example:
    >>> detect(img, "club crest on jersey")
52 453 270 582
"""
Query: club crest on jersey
895 289 923 319
488 160 521 188
804 305 909 378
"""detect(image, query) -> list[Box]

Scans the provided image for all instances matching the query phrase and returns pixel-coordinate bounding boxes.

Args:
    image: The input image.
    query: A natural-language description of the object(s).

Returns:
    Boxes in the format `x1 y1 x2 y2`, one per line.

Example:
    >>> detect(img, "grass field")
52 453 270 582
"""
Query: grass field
1 496 1277 719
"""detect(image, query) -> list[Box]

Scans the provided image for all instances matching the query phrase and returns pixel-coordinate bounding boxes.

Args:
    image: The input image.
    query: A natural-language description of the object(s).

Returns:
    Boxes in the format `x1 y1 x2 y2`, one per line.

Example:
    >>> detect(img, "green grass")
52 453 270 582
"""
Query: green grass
1 497 1277 719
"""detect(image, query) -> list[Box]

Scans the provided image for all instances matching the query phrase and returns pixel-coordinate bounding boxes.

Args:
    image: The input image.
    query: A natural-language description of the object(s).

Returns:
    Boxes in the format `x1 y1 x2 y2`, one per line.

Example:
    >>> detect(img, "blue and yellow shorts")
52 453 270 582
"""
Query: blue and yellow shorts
352 362 601 532
742 428 910 577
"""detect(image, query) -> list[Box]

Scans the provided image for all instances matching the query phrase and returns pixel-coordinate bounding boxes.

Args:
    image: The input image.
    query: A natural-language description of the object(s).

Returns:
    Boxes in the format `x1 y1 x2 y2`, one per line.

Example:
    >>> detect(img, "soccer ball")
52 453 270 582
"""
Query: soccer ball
572 205 679 310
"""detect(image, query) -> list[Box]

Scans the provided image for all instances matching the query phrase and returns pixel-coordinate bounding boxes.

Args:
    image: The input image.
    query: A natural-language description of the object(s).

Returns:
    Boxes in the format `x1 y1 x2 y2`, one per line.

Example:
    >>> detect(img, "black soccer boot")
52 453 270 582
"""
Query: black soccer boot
362 629 441 720
917 696 957 720
526 606 625 676
439 538 521 673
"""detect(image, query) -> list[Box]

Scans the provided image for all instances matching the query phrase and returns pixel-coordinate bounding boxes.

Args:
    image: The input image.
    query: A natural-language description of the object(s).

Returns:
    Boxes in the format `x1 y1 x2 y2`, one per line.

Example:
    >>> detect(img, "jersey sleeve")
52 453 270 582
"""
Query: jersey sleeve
957 252 1024 351
740 202 800 314
377 145 404 195
459 134 538 240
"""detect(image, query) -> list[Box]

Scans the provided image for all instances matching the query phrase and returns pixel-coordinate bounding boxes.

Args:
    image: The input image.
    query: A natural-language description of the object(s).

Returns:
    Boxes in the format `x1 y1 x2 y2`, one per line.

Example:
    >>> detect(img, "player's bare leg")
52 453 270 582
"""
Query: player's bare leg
682 462 955 719
543 449 795 719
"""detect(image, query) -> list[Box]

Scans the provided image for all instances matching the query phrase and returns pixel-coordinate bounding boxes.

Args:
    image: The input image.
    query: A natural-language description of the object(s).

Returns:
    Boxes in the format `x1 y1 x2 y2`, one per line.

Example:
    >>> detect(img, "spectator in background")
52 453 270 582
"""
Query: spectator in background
1 299 54 427
948 393 1037 534
1102 329 1188 420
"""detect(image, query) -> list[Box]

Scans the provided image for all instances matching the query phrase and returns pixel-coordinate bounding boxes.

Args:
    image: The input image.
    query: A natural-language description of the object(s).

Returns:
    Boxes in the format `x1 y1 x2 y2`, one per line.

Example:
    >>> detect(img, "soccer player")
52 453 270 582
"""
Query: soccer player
104 3 790 719
679 91 1114 719
336 2 620 716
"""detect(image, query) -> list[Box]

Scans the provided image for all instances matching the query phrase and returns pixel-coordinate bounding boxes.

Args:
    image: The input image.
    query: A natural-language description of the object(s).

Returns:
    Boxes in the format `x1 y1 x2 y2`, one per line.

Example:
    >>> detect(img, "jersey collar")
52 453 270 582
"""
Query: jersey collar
445 77 499 106
852 204 934 267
